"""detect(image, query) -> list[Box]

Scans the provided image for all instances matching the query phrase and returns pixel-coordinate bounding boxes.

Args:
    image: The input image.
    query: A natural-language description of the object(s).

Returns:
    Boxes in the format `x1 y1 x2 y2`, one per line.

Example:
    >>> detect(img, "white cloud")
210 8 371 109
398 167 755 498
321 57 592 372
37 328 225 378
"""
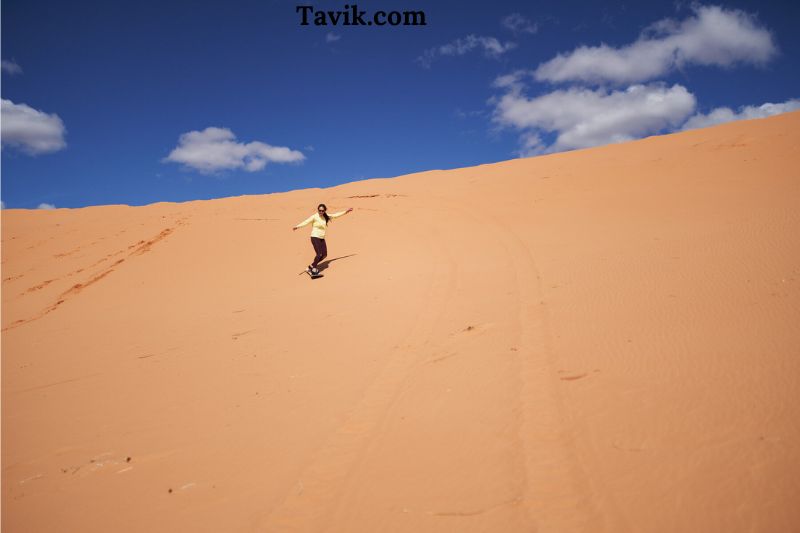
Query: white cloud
493 83 696 155
454 108 485 119
502 13 537 35
493 70 531 91
37 203 56 210
326 32 341 43
163 127 306 174
1 99 67 155
535 5 776 85
418 35 516 68
682 99 800 130
1 59 22 75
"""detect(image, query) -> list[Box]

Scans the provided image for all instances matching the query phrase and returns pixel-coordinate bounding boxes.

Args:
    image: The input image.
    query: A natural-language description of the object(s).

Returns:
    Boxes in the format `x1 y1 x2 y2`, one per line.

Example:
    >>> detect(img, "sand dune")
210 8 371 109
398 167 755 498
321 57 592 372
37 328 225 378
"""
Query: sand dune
3 112 799 532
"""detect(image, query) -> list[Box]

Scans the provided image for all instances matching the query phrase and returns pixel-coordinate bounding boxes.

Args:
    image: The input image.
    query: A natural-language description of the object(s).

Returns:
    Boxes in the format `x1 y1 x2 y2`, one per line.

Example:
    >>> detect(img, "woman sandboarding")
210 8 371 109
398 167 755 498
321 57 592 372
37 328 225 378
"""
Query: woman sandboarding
293 204 353 276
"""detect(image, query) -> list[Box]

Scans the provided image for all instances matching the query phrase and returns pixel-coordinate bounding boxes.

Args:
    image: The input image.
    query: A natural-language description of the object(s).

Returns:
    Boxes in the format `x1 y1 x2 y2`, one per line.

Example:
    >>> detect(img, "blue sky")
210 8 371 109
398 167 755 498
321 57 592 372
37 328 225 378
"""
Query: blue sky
2 0 798 209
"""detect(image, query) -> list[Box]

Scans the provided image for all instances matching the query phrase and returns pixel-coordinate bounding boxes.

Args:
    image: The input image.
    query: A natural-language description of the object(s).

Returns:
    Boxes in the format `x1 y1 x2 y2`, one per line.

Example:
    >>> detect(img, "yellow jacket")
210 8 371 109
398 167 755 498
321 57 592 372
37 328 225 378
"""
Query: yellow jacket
294 210 348 238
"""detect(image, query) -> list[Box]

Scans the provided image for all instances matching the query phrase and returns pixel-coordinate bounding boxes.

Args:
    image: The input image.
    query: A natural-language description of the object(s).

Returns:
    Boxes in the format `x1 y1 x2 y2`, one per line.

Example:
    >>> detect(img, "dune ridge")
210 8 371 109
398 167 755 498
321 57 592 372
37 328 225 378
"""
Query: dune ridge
3 112 799 532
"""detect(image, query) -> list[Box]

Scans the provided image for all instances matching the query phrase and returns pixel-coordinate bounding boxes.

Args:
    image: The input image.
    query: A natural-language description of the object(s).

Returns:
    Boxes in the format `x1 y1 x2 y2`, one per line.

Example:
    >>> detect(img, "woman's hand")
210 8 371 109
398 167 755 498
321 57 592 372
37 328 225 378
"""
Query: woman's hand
292 226 298 231
346 207 353 214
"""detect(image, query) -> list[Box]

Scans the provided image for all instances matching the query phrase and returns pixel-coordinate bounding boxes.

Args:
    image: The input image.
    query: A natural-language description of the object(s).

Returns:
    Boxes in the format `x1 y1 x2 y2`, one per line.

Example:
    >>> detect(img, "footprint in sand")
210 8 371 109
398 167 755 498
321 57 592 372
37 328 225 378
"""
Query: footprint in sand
557 369 601 381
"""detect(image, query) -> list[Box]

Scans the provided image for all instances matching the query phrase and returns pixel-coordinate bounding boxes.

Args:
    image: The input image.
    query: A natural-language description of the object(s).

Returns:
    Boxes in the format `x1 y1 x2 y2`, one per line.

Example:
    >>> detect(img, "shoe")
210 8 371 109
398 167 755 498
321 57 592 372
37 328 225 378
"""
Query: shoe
306 265 313 274
311 267 320 275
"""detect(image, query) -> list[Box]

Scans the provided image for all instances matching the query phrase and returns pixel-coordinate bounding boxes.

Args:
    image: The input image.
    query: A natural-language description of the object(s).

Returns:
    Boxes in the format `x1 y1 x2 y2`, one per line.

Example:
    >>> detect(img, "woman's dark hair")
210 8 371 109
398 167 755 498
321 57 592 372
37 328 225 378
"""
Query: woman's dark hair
318 203 330 224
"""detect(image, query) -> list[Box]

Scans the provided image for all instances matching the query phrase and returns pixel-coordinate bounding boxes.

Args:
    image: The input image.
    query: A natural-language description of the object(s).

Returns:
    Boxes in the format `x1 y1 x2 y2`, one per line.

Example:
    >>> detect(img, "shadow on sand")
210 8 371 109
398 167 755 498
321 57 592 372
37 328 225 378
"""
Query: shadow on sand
317 254 357 273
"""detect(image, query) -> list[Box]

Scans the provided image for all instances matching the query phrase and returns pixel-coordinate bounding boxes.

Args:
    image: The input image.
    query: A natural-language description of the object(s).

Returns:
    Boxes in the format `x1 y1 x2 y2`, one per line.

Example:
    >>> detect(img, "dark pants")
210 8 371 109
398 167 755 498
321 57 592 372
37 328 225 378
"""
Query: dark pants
310 237 327 268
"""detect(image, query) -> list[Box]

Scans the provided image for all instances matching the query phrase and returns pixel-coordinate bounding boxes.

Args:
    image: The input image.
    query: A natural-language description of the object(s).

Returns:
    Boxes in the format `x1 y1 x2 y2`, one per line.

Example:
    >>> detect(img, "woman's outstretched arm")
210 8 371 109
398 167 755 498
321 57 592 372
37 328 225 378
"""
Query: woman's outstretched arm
293 214 315 230
328 208 354 219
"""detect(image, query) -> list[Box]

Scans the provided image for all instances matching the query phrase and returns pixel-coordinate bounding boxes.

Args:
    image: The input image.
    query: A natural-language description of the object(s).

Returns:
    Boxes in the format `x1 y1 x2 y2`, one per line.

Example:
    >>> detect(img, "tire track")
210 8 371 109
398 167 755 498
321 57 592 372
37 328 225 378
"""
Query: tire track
484 208 628 532
312 197 530 531
452 202 536 531
413 197 535 530
258 203 460 532
417 193 613 530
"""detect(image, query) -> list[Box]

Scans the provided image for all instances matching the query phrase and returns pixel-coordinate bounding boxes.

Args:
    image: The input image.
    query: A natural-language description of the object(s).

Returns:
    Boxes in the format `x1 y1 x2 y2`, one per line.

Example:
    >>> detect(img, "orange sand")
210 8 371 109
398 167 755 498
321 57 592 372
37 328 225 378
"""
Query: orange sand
3 111 799 532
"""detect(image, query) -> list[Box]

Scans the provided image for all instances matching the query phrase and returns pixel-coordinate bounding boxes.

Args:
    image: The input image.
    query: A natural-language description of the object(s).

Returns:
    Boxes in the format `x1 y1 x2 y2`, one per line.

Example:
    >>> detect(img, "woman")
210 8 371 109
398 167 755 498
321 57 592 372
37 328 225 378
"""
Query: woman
293 204 353 275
